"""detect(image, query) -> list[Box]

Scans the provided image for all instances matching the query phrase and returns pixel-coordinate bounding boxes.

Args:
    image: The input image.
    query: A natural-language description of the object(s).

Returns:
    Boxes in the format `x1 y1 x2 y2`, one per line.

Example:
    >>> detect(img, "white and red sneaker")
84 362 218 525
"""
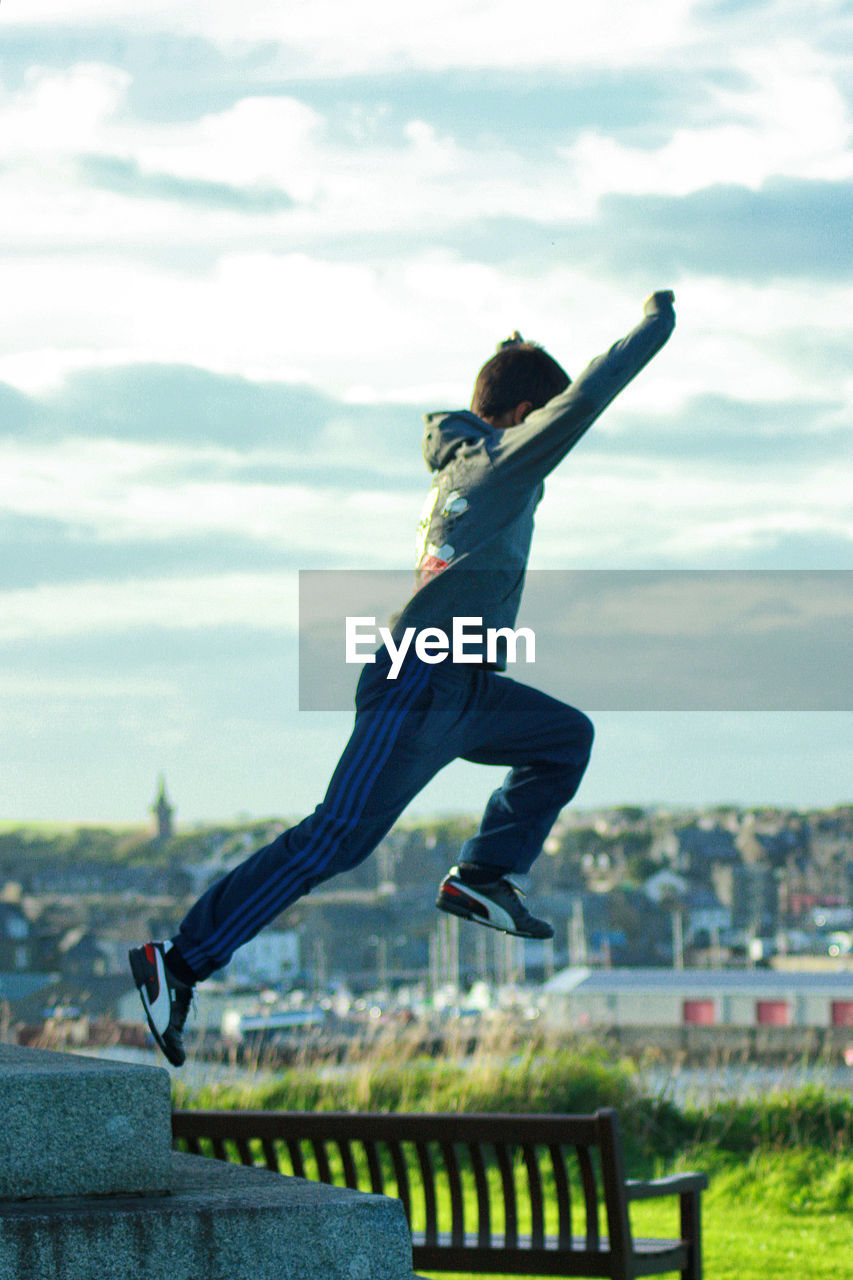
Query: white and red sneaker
129 941 193 1067
436 866 554 939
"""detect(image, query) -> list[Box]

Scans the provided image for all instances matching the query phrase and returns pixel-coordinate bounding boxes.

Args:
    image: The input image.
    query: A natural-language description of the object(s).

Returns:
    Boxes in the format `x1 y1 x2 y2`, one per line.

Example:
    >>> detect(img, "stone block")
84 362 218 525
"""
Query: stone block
0 1152 416 1280
0 1044 171 1200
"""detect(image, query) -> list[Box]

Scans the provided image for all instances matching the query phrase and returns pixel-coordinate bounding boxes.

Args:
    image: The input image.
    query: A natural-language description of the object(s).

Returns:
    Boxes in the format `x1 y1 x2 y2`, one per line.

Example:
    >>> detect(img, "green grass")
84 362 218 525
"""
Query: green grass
431 1208 853 1280
418 1154 853 1280
629 1156 853 1280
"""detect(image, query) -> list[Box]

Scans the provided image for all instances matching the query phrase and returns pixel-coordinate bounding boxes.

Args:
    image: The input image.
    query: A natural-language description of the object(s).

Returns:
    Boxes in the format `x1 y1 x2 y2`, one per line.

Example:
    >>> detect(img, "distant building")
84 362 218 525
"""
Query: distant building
542 967 853 1029
0 903 31 971
56 927 110 980
730 863 779 934
228 930 300 988
675 823 738 879
643 869 689 904
151 775 175 842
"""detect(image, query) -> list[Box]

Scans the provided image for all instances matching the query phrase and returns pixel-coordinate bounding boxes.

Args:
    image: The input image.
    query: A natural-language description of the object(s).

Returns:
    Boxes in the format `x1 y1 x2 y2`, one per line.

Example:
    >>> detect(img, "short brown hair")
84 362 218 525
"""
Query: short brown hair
471 340 570 420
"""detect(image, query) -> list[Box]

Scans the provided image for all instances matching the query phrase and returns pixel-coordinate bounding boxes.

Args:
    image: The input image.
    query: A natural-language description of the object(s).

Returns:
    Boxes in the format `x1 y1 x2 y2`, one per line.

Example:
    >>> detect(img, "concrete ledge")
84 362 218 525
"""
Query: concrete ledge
0 1045 171 1200
0 1152 416 1280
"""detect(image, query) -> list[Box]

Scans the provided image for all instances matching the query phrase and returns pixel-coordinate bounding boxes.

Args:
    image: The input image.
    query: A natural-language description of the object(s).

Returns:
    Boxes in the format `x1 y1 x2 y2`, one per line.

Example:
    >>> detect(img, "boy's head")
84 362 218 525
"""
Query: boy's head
471 332 570 426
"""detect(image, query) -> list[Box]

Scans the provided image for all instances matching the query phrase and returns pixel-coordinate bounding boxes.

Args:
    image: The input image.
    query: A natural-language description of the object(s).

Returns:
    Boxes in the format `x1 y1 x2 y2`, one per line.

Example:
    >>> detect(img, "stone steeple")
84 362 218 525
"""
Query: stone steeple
151 774 175 842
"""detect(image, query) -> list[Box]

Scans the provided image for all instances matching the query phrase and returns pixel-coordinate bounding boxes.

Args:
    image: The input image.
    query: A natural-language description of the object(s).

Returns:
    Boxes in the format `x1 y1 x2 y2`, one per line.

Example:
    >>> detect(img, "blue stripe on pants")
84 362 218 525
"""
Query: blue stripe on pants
179 655 431 977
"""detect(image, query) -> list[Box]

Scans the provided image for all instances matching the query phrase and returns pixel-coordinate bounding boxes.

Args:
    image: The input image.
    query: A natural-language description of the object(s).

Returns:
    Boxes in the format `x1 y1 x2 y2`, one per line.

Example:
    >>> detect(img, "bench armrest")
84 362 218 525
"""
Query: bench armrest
625 1172 709 1202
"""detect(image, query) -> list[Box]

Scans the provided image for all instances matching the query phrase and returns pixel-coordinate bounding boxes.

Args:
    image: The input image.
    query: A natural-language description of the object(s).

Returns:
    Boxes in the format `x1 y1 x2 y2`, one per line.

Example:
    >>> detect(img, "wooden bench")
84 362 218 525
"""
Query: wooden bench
172 1106 707 1280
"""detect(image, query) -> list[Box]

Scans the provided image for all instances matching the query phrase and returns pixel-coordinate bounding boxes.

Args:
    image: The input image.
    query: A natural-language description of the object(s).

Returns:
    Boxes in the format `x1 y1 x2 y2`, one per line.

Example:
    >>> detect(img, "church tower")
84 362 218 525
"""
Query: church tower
152 774 175 842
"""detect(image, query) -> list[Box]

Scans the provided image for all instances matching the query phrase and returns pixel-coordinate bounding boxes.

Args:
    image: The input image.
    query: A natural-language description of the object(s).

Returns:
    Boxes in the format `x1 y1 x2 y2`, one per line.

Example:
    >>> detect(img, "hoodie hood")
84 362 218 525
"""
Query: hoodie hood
421 410 492 471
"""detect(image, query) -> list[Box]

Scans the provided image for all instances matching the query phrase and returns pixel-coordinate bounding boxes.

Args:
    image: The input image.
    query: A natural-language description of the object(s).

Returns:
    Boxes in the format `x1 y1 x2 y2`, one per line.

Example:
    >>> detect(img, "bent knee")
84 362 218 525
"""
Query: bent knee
568 709 594 758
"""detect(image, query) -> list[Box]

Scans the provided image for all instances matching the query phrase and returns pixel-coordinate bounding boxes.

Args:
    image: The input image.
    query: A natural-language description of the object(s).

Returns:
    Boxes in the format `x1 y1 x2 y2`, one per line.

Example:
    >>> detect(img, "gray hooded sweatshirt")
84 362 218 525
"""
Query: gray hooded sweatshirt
391 293 676 665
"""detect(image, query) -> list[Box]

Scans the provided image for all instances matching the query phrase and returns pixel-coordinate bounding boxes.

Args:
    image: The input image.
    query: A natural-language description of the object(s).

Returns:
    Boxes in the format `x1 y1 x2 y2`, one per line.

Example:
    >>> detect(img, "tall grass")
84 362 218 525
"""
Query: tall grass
173 1027 853 1197
174 1026 639 1115
682 1081 853 1154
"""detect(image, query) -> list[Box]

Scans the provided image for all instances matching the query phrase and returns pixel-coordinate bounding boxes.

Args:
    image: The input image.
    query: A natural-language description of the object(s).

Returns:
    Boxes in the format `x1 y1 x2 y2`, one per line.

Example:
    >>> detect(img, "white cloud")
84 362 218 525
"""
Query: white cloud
7 41 848 249
587 275 853 412
562 40 852 206
533 456 853 567
0 572 298 642
1 68 562 250
4 246 852 410
0 63 130 159
0 438 417 557
0 37 850 404
7 0 697 73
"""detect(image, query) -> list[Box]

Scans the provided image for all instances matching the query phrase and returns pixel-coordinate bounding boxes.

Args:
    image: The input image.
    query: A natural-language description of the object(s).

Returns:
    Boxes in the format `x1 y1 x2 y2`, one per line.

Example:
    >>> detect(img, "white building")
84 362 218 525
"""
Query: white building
228 930 300 988
541 967 853 1028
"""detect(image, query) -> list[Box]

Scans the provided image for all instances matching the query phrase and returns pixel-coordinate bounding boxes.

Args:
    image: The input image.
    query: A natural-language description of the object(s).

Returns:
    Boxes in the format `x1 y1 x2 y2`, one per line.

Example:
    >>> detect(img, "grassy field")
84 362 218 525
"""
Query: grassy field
174 1037 853 1277
640 1147 853 1279
431 1204 853 1280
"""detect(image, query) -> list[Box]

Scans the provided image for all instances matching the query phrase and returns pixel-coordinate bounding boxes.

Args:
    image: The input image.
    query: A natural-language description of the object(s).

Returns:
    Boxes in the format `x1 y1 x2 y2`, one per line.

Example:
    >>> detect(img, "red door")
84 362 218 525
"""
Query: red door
756 1000 789 1026
831 1001 853 1027
683 999 715 1025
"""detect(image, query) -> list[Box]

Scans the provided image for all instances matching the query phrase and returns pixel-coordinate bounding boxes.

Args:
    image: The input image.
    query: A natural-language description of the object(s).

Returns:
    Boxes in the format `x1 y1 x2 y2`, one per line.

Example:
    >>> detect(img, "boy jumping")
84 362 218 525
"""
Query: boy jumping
130 290 676 1065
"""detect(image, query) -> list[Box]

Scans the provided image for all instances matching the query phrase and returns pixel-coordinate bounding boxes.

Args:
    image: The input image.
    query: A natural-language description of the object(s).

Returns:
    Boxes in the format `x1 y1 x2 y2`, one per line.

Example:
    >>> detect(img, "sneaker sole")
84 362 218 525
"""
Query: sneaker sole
436 890 551 940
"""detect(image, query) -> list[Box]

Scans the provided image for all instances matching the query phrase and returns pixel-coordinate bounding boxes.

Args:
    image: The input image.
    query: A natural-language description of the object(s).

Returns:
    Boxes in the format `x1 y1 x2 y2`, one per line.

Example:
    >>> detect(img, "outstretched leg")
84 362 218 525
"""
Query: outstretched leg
174 653 448 981
130 651 454 1064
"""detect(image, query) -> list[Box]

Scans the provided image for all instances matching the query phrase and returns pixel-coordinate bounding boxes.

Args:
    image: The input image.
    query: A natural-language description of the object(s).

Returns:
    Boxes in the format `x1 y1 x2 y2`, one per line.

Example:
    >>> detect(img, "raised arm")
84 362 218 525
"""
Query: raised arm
490 291 675 481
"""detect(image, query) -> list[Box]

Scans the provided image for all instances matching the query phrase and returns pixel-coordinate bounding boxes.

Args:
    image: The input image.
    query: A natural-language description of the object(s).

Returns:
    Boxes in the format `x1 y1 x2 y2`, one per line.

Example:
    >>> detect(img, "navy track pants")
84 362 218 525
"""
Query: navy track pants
176 649 593 981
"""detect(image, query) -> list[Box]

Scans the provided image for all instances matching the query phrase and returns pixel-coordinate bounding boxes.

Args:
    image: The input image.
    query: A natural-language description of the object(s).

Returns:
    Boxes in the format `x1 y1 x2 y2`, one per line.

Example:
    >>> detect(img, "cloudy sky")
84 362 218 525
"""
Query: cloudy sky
2 0 851 825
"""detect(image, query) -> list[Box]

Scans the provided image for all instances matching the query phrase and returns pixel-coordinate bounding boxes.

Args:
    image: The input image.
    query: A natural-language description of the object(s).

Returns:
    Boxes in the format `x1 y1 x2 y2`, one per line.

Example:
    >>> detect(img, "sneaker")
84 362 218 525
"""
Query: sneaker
436 866 554 940
129 941 193 1067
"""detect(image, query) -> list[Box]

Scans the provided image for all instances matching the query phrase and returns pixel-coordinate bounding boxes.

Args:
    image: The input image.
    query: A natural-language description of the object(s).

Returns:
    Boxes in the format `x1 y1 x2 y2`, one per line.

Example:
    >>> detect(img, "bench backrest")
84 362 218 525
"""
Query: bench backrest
172 1107 635 1270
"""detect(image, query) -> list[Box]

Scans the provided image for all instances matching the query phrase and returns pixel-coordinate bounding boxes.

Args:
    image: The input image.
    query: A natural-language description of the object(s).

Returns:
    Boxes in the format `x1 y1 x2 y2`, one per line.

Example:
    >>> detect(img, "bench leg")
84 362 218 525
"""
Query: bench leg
679 1189 702 1280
